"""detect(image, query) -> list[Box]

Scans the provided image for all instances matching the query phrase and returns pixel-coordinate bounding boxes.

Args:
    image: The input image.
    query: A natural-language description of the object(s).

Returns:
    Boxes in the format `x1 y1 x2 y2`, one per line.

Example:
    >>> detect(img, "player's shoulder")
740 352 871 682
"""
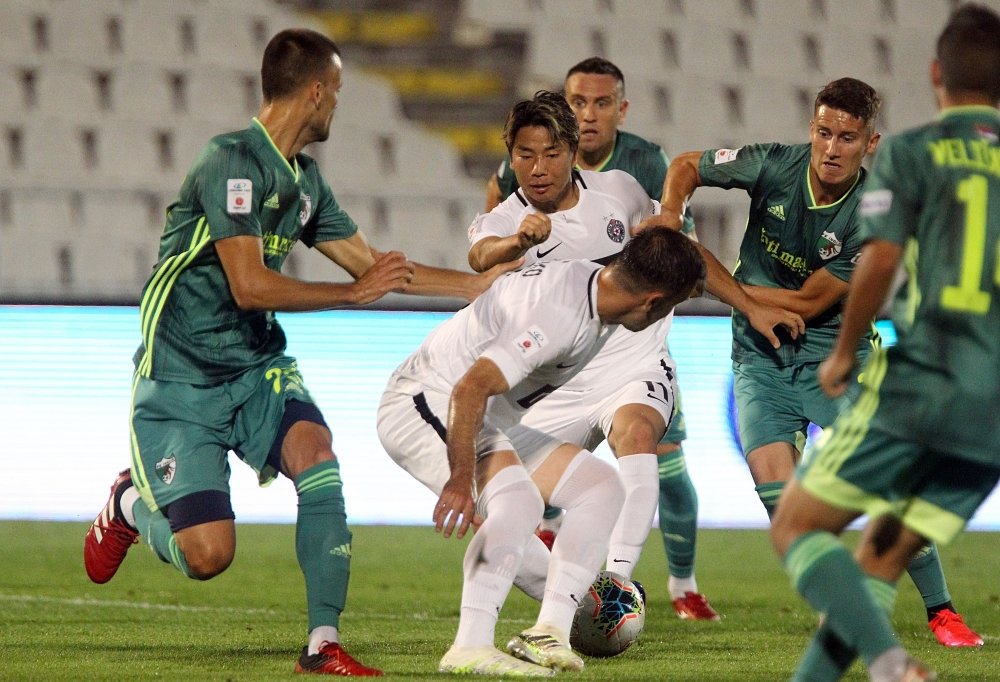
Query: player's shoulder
616 130 664 155
581 168 645 195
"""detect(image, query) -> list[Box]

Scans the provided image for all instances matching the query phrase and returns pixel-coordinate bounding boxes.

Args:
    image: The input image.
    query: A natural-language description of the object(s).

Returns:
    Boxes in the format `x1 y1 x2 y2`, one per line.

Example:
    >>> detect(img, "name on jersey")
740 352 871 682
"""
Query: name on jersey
227 179 252 214
759 227 812 278
514 325 547 358
928 137 1000 179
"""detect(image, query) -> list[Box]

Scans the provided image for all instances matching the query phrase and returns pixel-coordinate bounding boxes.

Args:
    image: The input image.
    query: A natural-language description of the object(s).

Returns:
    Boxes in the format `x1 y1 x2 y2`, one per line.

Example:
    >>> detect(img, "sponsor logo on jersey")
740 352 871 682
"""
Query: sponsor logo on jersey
155 455 176 485
767 204 786 221
264 193 280 209
818 230 842 260
713 148 741 164
299 192 312 226
514 325 547 357
860 189 893 217
606 218 626 242
226 179 252 214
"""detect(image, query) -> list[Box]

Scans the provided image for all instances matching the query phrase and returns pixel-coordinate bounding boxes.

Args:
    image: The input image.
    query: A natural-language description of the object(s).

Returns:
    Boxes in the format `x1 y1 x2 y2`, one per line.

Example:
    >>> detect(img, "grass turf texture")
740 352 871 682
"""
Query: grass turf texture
1 521 998 680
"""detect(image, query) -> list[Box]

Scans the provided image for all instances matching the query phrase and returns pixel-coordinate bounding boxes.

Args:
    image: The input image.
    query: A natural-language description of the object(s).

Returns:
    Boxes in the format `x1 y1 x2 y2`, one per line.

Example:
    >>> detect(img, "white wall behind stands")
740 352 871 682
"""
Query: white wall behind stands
2 306 998 530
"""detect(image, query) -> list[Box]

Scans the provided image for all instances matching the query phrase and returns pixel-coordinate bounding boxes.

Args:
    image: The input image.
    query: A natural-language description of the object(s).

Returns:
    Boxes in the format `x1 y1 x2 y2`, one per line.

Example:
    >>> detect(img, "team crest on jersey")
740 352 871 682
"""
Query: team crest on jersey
606 217 626 243
299 192 313 226
817 230 842 260
514 325 547 358
155 456 177 485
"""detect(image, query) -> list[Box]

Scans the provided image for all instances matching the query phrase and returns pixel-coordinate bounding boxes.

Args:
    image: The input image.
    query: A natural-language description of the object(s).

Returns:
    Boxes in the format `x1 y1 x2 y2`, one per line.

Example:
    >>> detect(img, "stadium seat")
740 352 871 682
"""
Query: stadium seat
186 66 260 127
461 0 539 32
0 2 46 64
110 63 185 122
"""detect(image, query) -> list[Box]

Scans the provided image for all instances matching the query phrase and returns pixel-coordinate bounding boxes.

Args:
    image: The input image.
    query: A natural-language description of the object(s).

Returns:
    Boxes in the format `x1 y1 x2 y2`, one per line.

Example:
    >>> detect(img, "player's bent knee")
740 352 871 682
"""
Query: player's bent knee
167 491 237 579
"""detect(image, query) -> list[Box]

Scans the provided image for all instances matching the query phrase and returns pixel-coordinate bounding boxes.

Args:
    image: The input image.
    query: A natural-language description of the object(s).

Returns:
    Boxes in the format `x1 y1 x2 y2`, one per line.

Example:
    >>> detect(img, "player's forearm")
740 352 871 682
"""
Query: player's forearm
833 241 902 356
446 380 490 481
694 242 755 312
405 262 483 301
657 151 703 228
230 268 374 311
468 237 525 273
742 285 837 322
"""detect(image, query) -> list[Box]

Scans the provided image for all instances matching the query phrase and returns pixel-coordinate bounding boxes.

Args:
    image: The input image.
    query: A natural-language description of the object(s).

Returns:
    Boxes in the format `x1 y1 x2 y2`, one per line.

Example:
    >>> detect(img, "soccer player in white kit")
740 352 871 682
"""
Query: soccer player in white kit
466 91 805 606
377 228 706 676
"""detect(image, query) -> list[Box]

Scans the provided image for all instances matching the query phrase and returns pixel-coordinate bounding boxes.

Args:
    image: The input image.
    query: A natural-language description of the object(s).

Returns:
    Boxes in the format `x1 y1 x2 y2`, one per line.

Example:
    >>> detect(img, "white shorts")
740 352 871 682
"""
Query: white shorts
376 382 514 496
508 353 677 462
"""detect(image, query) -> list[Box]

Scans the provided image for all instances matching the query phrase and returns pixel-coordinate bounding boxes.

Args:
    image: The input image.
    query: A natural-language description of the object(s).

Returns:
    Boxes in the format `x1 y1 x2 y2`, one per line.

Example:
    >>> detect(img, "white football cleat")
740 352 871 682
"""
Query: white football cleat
438 646 554 677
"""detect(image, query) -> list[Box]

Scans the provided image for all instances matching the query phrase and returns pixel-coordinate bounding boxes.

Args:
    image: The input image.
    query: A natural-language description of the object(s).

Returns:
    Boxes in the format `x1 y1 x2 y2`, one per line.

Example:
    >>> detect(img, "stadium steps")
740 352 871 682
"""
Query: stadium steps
300 0 527 179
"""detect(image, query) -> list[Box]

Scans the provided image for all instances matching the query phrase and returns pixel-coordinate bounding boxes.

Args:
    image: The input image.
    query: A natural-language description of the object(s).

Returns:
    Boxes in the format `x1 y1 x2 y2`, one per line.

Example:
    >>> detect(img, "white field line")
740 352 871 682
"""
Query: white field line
0 593 533 624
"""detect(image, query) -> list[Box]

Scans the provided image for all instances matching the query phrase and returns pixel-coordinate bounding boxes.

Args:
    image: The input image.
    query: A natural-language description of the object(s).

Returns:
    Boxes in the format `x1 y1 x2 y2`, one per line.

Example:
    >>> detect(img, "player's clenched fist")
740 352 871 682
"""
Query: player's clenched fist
516 213 552 250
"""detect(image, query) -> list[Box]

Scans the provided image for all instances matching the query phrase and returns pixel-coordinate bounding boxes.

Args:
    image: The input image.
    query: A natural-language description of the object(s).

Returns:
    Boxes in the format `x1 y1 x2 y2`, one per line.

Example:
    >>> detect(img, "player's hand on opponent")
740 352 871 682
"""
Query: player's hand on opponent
516 213 552 251
470 258 524 299
434 474 476 539
818 349 856 398
351 250 414 305
746 300 805 349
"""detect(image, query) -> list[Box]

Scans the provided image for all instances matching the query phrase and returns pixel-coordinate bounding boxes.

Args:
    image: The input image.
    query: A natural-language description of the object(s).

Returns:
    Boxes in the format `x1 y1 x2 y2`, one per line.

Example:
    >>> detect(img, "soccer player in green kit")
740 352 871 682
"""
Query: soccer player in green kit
82 28 516 677
654 75 982 647
484 56 719 622
770 5 1000 679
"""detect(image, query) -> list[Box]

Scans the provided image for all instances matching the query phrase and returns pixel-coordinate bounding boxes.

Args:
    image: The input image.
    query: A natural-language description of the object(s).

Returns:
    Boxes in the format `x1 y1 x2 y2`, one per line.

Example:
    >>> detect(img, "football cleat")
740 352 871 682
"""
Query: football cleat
928 609 983 647
535 530 556 551
672 591 721 621
439 646 554 677
84 469 139 584
295 642 383 676
507 626 584 672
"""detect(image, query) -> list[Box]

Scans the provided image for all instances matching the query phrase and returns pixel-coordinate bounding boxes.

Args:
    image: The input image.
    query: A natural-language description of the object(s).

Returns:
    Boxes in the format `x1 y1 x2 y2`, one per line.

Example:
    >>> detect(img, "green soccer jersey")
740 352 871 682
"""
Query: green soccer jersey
496 130 696 234
134 118 357 384
698 143 872 367
858 106 1000 464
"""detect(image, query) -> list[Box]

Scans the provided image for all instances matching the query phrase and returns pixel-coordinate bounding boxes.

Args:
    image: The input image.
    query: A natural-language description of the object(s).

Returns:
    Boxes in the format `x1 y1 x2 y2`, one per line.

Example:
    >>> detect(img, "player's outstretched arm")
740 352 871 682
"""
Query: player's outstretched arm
215 234 412 311
636 150 703 232
743 268 850 322
317 230 520 302
437 358 511 539
819 239 902 396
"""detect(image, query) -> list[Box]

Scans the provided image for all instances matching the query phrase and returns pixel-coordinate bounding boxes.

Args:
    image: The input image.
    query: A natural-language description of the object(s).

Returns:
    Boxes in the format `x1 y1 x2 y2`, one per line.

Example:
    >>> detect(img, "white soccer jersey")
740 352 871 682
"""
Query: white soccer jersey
468 169 673 386
387 259 616 427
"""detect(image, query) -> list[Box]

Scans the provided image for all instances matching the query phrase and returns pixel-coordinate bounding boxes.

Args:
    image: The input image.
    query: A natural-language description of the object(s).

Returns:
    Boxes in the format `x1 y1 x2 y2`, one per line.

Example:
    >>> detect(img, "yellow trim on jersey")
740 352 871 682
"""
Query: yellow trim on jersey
251 117 299 182
805 165 862 210
137 217 213 378
128 371 160 513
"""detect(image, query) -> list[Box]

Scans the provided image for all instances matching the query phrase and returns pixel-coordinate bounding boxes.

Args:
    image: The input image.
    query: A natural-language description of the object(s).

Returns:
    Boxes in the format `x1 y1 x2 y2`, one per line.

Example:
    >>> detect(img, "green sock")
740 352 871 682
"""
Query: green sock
132 497 192 577
296 460 352 631
785 531 899 671
755 481 785 520
906 543 951 612
657 447 698 578
541 504 563 521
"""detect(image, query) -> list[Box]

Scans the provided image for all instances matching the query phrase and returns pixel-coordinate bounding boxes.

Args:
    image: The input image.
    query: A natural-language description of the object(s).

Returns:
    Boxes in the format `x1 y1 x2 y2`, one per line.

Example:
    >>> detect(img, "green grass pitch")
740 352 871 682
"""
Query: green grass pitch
1 521 998 680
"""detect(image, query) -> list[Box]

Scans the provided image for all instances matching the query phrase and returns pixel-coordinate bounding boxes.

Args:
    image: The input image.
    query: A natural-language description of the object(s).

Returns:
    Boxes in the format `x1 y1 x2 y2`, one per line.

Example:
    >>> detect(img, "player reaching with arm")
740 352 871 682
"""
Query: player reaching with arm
378 228 707 676
82 28 516 678
650 75 982 648
770 5 1000 679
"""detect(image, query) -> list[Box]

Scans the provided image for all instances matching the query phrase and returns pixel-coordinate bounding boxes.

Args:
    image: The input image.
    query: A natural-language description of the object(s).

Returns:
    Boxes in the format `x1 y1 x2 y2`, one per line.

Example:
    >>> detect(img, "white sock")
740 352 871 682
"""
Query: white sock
606 453 658 580
453 466 543 648
119 485 140 530
668 575 698 599
538 451 625 635
307 625 339 655
513 535 549 603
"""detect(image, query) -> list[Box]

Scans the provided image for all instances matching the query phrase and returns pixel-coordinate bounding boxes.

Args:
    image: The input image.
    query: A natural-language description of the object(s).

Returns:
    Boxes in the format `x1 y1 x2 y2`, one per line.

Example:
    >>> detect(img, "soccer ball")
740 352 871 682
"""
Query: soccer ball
570 570 645 657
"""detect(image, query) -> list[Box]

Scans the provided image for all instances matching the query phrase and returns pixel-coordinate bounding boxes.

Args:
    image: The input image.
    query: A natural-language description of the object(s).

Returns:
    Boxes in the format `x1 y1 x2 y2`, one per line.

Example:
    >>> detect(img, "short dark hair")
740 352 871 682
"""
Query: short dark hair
565 57 626 97
814 77 881 130
503 90 580 153
612 228 705 299
936 3 1000 103
261 28 340 102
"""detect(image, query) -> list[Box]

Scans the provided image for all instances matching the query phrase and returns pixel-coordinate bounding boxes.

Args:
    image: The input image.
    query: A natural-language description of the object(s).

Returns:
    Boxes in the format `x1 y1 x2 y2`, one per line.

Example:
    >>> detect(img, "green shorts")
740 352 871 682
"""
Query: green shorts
800 404 1000 546
660 390 687 445
733 360 859 457
129 355 319 513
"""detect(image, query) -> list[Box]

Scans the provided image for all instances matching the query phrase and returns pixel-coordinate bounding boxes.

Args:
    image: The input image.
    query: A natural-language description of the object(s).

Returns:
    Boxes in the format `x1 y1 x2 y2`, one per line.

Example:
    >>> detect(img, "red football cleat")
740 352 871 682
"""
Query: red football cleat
672 591 721 621
929 609 983 647
295 642 383 676
84 469 139 584
536 529 556 551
